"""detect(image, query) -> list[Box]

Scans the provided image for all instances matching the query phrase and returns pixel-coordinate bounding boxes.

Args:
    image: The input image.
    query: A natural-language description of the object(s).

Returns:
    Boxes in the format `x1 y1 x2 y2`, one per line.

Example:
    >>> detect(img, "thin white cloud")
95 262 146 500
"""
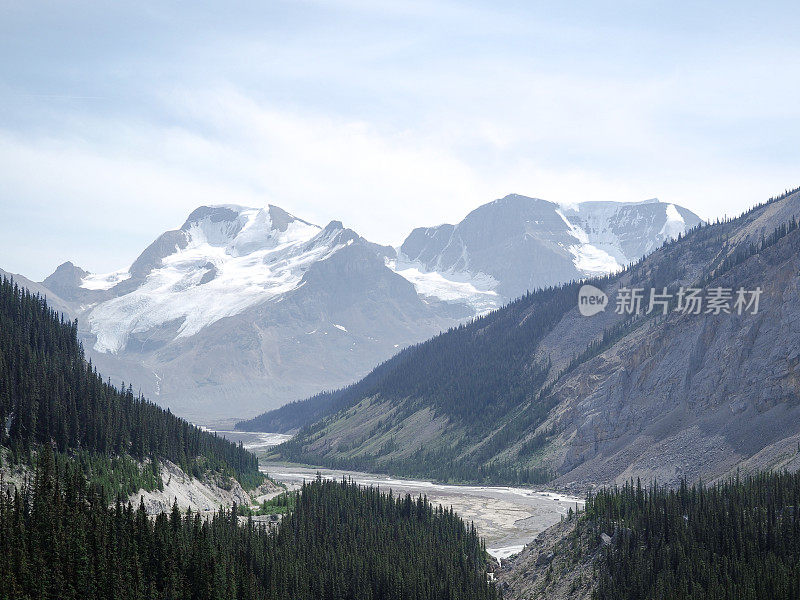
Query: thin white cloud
1 1 798 278
1 78 797 280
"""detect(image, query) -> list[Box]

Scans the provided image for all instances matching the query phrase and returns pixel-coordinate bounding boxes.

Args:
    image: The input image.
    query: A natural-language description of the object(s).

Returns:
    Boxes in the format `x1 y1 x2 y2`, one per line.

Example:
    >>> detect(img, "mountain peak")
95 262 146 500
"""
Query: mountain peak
41 261 89 300
267 204 309 231
43 261 87 282
181 205 245 230
323 220 344 232
180 204 318 238
81 203 359 356
494 193 554 206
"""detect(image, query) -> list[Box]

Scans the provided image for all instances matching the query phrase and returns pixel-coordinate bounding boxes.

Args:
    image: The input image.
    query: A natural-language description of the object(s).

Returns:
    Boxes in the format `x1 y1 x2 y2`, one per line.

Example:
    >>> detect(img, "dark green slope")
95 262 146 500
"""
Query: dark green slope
0 445 497 600
500 470 800 599
589 471 800 599
0 275 261 488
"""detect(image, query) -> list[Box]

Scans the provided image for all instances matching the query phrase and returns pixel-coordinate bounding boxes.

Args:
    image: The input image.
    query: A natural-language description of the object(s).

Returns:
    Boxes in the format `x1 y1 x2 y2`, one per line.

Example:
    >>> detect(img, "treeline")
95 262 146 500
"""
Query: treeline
282 445 554 486
587 472 800 599
0 445 497 600
0 276 261 487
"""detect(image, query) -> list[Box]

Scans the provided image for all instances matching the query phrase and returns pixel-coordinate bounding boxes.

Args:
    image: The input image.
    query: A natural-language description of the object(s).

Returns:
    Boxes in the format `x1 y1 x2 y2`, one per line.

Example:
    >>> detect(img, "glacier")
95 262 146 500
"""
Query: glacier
87 205 340 353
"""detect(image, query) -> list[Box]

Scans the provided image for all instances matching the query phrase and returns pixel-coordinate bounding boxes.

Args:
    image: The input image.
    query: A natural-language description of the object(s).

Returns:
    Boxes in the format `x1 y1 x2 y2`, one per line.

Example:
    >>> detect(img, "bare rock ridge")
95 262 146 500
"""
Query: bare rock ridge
495 517 596 600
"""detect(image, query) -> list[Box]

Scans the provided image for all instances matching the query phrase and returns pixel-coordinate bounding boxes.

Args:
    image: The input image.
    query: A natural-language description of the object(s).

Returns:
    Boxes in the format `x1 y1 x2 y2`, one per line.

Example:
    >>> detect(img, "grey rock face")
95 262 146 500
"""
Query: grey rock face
181 205 242 228
41 261 89 301
545 221 800 487
129 229 190 280
401 195 580 299
399 194 702 303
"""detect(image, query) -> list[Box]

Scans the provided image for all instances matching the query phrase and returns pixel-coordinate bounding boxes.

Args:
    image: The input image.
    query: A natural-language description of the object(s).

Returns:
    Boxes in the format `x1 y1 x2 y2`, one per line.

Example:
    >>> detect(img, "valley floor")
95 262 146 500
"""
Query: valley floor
261 461 583 559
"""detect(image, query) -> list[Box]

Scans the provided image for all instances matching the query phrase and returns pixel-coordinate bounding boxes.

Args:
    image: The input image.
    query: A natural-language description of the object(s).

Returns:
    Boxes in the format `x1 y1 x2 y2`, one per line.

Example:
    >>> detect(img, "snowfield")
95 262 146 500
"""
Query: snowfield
388 258 500 315
87 205 342 353
80 268 131 290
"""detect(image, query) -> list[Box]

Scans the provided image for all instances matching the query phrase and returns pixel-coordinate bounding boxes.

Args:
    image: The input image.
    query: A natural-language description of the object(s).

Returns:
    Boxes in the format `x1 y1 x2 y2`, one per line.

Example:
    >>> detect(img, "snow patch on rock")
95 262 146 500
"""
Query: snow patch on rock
86 206 348 353
80 269 131 290
555 209 623 275
388 258 500 314
659 203 686 240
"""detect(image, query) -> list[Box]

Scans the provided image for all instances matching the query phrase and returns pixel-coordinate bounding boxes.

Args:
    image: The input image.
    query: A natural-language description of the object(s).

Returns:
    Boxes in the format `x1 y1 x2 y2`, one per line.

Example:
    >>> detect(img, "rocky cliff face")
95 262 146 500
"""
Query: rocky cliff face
128 460 278 515
543 214 800 487
495 517 596 600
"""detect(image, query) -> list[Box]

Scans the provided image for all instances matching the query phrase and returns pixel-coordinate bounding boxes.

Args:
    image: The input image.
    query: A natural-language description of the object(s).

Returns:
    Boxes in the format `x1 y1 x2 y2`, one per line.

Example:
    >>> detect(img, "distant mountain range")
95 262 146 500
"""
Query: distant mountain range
249 187 800 489
7 195 701 422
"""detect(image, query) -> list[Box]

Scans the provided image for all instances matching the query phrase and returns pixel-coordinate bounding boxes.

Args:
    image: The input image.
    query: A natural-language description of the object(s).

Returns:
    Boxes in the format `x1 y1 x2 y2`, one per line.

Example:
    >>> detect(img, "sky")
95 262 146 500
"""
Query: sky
1 0 799 280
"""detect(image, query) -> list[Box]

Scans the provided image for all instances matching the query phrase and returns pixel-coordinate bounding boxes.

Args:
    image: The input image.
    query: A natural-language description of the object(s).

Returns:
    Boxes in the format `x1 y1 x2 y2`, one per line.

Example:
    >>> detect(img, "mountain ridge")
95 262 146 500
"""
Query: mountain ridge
394 194 701 308
29 195 700 421
258 186 800 488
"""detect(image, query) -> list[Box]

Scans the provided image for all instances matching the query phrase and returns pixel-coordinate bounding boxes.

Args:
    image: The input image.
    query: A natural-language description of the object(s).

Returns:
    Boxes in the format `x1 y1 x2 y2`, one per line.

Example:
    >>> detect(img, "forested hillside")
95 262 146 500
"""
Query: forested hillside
254 186 800 487
0 445 497 600
586 471 800 599
0 276 261 488
264 278 594 483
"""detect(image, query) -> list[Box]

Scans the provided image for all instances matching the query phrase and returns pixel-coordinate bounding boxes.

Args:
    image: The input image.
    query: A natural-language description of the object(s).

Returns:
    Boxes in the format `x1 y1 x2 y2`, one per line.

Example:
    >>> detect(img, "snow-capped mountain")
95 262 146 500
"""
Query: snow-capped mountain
38 205 464 421
394 194 702 307
86 205 343 353
32 196 700 422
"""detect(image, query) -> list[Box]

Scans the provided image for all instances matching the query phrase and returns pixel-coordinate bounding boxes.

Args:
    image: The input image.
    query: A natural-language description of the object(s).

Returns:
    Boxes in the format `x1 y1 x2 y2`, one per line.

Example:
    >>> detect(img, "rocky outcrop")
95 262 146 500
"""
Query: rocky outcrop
128 460 278 515
496 516 597 600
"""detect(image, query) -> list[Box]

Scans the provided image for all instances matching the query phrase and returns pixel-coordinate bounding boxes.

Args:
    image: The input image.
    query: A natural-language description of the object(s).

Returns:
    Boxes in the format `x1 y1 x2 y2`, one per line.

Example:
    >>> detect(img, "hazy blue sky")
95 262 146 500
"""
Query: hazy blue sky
1 0 799 279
